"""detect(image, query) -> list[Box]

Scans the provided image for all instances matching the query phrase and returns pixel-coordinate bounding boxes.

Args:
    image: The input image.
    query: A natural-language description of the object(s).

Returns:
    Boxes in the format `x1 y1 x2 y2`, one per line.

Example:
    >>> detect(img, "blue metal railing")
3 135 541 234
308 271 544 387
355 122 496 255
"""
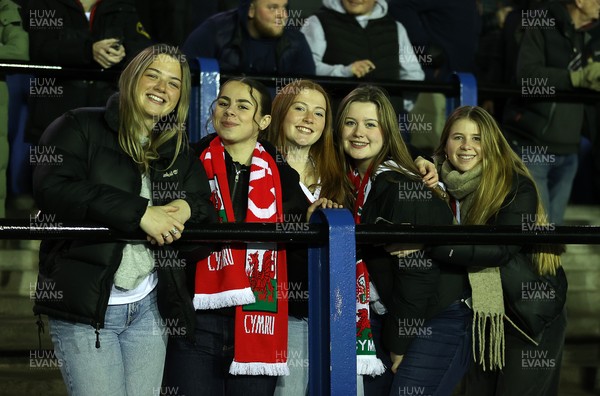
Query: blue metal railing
3 217 600 395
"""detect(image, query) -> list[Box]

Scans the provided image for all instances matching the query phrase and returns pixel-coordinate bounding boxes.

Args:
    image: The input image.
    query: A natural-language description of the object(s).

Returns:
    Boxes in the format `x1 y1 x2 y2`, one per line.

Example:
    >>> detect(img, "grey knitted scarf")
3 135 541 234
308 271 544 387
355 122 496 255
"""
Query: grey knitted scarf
442 161 505 371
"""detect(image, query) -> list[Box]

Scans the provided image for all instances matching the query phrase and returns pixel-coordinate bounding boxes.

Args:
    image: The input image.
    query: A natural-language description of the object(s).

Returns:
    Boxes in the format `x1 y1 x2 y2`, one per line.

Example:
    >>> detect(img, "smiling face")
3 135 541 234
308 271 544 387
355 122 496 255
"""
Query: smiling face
341 0 377 16
445 118 482 173
212 80 269 146
282 88 327 149
136 54 182 131
341 101 383 175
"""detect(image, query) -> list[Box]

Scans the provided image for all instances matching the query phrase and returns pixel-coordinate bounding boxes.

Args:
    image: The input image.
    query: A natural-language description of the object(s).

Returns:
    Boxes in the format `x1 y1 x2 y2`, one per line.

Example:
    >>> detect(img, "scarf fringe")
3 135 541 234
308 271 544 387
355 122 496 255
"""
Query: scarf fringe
473 311 505 371
193 288 255 310
357 355 386 376
229 361 290 376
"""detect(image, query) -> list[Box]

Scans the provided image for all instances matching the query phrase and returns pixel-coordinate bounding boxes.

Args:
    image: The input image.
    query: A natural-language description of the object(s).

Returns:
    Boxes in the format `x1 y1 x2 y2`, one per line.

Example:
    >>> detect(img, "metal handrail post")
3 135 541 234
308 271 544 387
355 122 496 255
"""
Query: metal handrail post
308 209 357 396
447 72 478 114
190 57 220 142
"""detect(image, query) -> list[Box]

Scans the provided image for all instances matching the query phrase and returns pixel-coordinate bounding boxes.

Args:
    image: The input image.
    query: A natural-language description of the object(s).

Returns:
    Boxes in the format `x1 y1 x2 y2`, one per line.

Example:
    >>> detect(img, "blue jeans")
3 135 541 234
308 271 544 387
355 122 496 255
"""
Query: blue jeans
165 311 277 396
391 300 472 396
526 153 578 225
49 289 167 396
274 316 309 396
365 301 471 396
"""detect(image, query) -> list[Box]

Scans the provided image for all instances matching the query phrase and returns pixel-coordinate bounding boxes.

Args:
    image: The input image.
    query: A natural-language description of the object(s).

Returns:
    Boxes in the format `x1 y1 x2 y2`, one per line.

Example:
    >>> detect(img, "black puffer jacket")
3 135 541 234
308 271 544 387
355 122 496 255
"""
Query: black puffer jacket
32 94 216 334
426 173 538 266
426 172 567 342
361 170 468 355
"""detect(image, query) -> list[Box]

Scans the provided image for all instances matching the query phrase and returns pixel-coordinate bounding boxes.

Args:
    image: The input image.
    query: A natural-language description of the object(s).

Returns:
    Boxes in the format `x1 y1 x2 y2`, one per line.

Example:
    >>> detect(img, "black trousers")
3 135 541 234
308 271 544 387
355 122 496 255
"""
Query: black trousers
466 308 567 396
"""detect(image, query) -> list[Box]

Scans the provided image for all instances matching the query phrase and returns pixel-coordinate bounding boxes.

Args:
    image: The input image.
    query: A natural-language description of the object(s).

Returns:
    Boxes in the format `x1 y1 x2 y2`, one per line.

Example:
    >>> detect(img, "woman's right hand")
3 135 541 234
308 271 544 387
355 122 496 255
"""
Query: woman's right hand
140 206 185 246
92 38 125 69
307 198 343 222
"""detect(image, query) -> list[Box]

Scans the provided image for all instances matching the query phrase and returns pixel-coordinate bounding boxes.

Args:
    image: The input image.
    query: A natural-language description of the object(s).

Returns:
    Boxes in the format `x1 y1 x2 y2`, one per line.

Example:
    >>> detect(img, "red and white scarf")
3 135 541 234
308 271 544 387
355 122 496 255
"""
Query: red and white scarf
195 137 289 376
349 166 386 376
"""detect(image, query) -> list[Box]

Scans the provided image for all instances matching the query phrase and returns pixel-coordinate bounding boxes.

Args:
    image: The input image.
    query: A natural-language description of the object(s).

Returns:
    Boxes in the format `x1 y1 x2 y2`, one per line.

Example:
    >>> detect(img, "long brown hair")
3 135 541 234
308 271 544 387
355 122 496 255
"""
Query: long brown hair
433 106 562 275
266 79 349 204
118 44 191 174
334 85 441 206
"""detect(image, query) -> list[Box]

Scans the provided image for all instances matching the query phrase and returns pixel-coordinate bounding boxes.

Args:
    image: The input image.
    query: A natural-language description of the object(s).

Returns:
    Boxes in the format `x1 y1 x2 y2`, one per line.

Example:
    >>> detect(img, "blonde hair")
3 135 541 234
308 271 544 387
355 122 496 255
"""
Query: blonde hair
433 106 562 275
117 44 191 174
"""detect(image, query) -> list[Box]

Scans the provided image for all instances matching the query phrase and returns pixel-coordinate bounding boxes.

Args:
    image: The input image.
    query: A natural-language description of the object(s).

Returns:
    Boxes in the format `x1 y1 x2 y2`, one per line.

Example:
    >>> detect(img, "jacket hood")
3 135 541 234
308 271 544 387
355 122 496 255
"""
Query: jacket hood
322 0 388 19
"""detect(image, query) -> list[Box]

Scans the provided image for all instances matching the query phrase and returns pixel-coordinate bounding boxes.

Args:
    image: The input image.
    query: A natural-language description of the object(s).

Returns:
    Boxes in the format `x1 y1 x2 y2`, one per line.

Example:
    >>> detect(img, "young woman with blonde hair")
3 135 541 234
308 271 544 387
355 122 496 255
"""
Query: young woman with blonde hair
429 105 566 396
33 44 215 395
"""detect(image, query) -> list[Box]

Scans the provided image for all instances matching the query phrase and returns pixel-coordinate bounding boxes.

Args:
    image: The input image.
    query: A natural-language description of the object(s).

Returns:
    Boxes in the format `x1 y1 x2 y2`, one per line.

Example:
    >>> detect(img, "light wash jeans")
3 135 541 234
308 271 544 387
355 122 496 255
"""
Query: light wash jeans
274 316 365 396
49 289 167 396
275 316 309 396
526 153 578 225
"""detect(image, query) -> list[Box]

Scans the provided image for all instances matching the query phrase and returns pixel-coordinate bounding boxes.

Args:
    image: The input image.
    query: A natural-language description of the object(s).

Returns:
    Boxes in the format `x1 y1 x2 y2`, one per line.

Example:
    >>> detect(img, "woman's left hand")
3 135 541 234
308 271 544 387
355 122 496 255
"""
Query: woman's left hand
390 352 404 374
414 156 438 188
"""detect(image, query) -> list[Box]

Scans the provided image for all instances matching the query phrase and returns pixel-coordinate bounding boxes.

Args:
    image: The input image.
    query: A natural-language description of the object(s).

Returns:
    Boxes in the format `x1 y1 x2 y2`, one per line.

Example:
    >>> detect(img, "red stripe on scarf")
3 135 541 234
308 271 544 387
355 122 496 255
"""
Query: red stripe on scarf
349 167 386 375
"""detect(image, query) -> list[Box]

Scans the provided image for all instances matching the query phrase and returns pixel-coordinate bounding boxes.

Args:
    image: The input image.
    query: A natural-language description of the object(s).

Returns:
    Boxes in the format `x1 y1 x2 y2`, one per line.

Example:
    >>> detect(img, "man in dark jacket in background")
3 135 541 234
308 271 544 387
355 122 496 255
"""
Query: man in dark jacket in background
181 0 315 76
24 0 152 144
502 0 600 225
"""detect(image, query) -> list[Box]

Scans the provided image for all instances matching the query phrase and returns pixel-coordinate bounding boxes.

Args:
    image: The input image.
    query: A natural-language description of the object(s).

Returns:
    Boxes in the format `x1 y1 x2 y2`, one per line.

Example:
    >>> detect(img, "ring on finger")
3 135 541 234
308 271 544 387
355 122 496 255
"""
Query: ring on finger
170 227 179 236
162 233 171 239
